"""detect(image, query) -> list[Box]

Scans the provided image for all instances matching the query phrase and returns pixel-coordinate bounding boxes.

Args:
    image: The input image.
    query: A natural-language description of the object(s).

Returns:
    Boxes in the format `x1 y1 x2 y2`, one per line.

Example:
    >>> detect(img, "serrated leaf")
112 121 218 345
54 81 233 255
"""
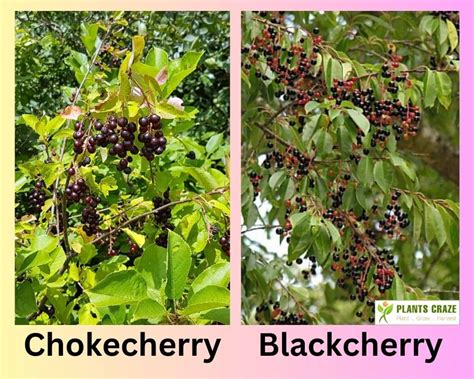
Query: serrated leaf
181 286 229 316
423 69 436 108
357 156 374 185
269 171 287 191
86 270 148 307
423 202 436 243
347 109 370 135
136 244 167 290
132 299 166 322
205 133 224 154
191 262 230 294
165 231 192 300
373 160 393 193
446 20 458 50
15 282 37 317
145 47 169 70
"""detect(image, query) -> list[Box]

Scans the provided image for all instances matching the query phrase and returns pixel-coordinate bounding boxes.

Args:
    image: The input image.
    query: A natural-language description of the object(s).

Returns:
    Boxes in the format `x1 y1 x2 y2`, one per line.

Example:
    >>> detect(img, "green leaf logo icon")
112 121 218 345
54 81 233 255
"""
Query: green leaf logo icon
378 302 393 323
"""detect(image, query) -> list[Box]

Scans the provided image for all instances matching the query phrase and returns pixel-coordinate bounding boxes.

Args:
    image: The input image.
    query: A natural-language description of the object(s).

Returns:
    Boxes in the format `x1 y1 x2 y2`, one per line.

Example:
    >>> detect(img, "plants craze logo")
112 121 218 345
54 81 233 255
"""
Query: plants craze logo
375 301 459 325
377 301 394 323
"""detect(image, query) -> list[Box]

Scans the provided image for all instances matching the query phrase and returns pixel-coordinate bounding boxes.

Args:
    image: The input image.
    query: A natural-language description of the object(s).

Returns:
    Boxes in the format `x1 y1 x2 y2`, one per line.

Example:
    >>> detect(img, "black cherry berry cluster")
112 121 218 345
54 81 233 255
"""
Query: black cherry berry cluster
242 12 324 107
262 147 311 179
378 191 410 239
248 171 263 199
255 299 309 325
286 254 318 280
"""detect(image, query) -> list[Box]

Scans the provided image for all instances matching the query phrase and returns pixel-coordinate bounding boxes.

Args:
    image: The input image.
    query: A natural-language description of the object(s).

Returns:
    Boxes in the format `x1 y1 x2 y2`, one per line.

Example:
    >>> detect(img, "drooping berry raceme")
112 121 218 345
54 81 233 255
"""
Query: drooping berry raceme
74 112 166 175
255 299 309 325
219 229 230 256
28 180 46 213
153 189 173 248
82 195 101 237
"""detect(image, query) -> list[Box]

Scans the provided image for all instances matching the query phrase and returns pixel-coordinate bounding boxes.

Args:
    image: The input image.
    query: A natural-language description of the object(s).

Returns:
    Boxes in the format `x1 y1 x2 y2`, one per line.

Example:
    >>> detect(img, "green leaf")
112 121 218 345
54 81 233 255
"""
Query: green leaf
288 213 312 261
99 176 118 196
165 231 192 300
423 69 437 108
155 102 195 120
131 35 145 63
323 219 341 246
357 156 374 185
438 206 458 254
191 262 230 294
269 171 287 191
77 243 97 265
437 18 448 44
21 114 40 134
313 129 333 156
446 20 458 50
164 51 204 98
136 244 167 290
29 230 58 253
205 133 224 154
44 115 66 136
80 23 99 55
347 109 370 135
181 286 229 315
132 299 166 322
15 282 37 317
78 303 100 325
145 47 169 70
373 160 393 193
119 52 133 102
86 270 148 307
435 71 452 109
123 228 146 247
423 202 436 243
413 205 422 242
302 115 320 144
200 308 229 324
431 204 447 247
393 276 406 300
184 167 218 191
305 101 319 113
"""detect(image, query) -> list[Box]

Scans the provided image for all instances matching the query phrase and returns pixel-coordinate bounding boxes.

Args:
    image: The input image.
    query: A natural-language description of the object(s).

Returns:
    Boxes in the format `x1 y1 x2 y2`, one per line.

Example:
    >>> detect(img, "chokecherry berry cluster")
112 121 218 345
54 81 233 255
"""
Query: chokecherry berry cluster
81 195 101 237
65 178 89 203
73 112 166 175
219 229 230 256
28 180 46 213
153 189 173 248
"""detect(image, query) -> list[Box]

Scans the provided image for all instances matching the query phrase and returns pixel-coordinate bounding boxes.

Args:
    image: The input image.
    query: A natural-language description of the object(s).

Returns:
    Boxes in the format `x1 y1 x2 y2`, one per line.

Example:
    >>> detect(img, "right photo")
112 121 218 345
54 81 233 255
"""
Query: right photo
241 11 459 325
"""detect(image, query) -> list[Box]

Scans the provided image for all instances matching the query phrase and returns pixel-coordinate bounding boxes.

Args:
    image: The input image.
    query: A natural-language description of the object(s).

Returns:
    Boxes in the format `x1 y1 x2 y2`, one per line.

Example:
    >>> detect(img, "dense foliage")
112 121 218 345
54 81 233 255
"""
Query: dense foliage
241 11 459 325
15 12 230 325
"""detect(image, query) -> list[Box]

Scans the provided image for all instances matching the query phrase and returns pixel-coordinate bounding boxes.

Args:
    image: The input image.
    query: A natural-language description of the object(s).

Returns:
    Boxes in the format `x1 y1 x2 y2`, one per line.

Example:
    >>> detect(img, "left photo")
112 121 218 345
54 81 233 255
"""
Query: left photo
15 11 230 325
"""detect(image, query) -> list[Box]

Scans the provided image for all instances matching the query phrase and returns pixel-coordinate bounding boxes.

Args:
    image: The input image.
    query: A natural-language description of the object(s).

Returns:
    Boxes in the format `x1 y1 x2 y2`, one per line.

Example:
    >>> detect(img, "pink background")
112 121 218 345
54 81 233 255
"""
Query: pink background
1 0 473 378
